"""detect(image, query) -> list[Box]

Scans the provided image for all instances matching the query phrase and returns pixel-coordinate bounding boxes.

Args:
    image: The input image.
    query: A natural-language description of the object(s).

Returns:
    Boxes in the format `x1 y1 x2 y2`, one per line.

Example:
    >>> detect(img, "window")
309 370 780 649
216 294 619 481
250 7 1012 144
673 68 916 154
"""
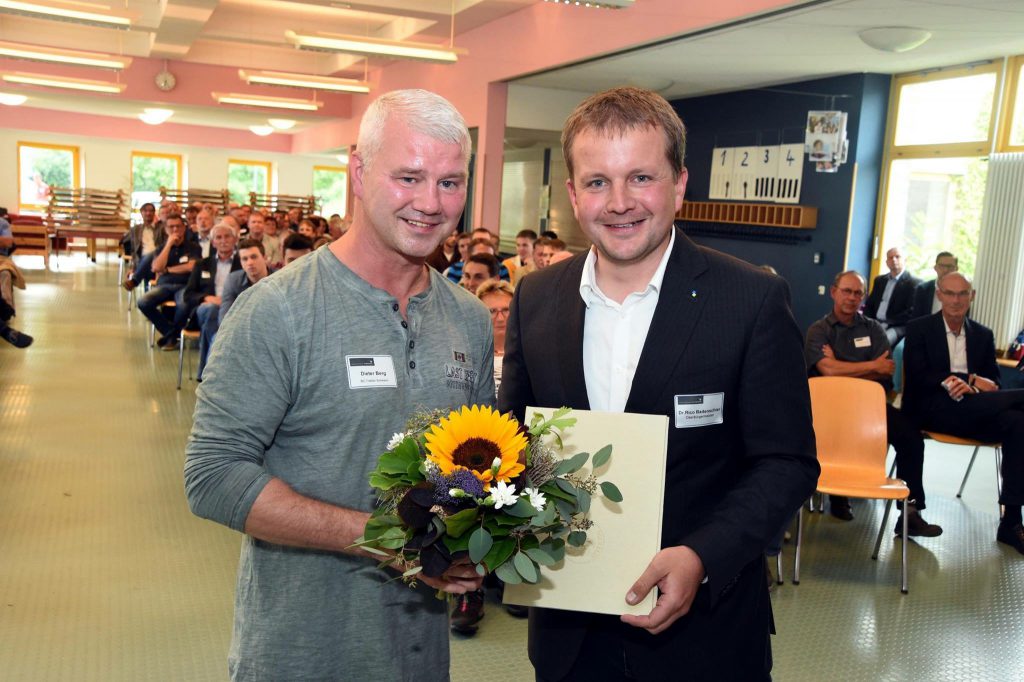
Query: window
17 142 80 211
1002 56 1024 151
228 160 272 204
312 165 347 217
131 152 182 216
875 63 1003 278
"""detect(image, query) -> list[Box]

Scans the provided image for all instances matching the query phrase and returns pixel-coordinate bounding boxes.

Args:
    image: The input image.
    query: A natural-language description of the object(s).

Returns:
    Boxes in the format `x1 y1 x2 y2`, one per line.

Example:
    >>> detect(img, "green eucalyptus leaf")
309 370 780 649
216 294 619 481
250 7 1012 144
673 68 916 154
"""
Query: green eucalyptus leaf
443 508 479 538
513 551 539 583
504 498 537 518
539 482 575 502
542 538 566 563
591 444 613 469
554 499 575 523
482 537 516 571
554 451 589 476
555 478 578 497
443 533 471 553
494 560 522 584
567 531 587 547
475 563 486 576
525 546 557 566
577 489 591 514
600 481 623 503
468 527 493 564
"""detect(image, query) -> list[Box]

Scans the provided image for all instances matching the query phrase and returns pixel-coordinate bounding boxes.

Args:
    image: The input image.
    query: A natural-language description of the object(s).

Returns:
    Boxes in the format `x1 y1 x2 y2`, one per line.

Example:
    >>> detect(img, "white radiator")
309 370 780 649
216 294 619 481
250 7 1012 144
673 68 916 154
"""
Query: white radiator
973 152 1024 349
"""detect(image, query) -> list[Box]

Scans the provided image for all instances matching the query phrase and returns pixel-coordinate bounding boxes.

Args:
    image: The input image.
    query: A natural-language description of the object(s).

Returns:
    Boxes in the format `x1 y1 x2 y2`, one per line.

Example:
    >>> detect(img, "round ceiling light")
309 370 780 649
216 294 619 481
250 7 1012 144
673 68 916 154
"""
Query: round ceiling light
268 118 296 130
858 27 932 53
138 108 174 125
249 125 274 136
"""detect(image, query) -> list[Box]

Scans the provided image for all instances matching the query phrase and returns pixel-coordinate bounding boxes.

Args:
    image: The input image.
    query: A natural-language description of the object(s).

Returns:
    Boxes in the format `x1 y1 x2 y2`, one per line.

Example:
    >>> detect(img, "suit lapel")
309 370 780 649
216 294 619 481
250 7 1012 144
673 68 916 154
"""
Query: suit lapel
624 230 709 414
555 256 591 410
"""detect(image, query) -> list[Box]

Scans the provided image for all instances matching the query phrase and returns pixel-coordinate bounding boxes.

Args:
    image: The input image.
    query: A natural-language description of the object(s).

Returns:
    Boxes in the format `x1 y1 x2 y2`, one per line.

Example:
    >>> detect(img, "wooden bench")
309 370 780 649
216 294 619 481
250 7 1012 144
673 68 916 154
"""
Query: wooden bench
10 221 52 269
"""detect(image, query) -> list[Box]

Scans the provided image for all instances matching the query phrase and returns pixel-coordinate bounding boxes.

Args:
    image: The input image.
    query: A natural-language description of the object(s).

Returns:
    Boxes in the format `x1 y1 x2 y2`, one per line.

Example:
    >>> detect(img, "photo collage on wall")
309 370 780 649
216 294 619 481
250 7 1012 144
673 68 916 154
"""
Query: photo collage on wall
805 110 848 173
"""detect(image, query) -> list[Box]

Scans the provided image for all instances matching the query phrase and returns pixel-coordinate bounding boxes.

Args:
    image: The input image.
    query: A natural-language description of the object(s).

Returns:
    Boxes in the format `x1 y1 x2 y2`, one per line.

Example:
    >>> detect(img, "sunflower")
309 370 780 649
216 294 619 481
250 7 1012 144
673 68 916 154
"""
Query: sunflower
424 405 527 490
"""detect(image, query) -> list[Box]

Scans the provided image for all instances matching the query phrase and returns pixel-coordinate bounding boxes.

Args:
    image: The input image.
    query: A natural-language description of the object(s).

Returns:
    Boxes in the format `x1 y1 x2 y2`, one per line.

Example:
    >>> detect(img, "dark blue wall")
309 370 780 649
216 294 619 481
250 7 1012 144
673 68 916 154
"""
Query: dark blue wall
672 73 891 331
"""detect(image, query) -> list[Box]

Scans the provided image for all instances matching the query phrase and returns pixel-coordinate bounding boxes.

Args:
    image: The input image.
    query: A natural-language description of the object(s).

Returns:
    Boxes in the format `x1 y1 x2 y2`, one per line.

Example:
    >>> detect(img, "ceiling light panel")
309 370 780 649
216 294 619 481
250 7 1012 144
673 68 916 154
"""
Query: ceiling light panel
0 40 131 69
213 92 323 111
0 71 125 93
284 31 464 64
0 0 132 28
239 69 370 94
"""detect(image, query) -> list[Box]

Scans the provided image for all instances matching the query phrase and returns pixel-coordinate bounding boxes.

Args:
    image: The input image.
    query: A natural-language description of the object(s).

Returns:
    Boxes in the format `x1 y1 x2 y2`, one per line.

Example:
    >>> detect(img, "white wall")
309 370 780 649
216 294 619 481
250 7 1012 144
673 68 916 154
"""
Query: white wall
0 127 341 213
507 84 590 131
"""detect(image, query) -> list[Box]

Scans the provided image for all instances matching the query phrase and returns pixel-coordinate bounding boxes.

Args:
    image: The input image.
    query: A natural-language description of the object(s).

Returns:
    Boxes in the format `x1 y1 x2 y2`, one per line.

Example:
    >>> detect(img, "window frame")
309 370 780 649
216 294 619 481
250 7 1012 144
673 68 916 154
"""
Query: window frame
312 164 348 217
997 54 1024 152
130 150 183 203
227 158 273 205
17 141 81 213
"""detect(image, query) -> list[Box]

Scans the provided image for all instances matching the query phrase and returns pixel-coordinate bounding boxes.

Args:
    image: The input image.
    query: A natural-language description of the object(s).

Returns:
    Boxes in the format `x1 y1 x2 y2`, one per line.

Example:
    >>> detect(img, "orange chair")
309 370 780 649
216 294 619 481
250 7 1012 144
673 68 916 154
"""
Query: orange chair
922 431 1002 504
794 376 910 594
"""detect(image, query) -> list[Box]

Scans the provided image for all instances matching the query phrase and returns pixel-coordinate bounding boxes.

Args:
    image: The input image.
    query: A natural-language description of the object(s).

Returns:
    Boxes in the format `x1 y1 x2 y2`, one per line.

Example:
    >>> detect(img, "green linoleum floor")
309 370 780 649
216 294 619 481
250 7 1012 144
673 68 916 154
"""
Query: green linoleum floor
1 253 1023 681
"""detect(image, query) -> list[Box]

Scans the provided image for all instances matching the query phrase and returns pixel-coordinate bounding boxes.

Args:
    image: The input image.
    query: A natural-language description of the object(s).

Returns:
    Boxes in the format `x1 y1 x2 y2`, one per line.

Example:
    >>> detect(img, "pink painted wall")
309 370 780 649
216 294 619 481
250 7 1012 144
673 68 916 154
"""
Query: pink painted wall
1 105 294 152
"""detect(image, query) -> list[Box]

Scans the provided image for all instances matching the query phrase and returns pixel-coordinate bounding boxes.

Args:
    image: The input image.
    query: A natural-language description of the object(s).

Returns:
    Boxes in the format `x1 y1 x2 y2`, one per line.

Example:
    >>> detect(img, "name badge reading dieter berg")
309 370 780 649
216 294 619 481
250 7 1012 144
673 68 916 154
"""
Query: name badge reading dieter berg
346 355 398 389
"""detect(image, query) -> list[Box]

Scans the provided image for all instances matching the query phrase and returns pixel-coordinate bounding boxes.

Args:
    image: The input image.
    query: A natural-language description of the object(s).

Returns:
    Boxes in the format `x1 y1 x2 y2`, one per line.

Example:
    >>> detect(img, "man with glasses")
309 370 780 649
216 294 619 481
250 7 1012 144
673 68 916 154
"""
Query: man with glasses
904 272 1024 554
806 270 939 535
912 251 958 319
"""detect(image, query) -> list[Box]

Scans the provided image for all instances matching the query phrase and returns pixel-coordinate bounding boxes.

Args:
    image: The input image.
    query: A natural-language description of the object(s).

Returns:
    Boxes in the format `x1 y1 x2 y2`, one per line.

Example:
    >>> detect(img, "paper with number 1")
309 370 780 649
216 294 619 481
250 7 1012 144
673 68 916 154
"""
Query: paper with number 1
502 407 668 616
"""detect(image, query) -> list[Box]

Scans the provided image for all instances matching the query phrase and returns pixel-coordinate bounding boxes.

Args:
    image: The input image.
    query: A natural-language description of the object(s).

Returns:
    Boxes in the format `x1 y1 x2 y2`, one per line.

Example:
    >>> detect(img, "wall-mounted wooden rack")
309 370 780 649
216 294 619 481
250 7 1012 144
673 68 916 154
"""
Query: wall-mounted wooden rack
676 201 817 229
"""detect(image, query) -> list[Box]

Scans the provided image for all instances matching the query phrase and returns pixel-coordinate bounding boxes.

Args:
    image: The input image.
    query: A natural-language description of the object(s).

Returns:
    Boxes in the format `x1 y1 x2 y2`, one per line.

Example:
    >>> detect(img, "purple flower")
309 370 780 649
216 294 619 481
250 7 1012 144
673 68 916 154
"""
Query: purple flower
428 467 486 506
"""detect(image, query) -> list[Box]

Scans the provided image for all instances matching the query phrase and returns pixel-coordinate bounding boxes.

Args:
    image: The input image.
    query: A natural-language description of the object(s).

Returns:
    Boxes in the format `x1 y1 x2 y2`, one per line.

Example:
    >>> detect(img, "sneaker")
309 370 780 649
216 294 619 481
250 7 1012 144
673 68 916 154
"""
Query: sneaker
895 505 942 537
0 324 33 348
997 521 1024 555
450 589 485 635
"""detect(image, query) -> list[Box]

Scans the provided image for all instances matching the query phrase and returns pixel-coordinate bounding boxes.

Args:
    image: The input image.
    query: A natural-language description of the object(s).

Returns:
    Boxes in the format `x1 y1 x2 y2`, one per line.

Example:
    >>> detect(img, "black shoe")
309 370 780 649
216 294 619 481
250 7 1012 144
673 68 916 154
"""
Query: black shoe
895 506 943 537
829 495 853 521
997 521 1024 555
0 324 33 348
505 604 528 618
450 589 485 635
157 334 179 349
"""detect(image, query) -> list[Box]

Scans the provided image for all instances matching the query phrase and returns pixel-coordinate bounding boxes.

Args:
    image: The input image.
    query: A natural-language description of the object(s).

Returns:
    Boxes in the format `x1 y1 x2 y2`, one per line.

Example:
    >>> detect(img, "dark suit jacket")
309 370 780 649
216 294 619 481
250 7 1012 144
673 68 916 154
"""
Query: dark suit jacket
911 280 937 321
902 312 999 419
498 229 819 680
864 271 921 326
183 253 241 310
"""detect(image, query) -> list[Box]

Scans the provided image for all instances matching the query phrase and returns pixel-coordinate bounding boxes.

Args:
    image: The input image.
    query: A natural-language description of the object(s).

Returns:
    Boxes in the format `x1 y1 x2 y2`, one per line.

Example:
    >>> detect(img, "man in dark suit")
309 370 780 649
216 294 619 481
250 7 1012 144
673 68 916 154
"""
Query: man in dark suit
863 247 921 346
911 251 958 320
498 87 819 681
182 224 240 370
903 272 1024 554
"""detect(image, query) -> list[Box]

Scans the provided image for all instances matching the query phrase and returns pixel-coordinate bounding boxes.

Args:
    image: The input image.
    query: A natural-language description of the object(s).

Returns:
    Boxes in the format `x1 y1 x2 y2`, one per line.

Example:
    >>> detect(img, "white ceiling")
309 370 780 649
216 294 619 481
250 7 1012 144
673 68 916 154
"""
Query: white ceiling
515 0 1024 99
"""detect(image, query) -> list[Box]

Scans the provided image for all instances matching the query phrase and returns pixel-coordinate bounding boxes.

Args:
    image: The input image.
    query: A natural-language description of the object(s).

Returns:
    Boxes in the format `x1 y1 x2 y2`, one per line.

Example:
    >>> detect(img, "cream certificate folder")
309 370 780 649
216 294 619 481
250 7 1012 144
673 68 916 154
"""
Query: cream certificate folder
503 407 668 616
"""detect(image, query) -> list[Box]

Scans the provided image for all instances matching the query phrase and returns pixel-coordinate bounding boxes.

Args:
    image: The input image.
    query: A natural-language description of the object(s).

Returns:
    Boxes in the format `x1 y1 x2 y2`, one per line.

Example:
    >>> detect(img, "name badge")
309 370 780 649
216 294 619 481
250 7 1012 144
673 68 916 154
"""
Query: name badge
178 255 189 264
674 393 724 428
346 355 397 389
853 336 871 348
201 271 211 279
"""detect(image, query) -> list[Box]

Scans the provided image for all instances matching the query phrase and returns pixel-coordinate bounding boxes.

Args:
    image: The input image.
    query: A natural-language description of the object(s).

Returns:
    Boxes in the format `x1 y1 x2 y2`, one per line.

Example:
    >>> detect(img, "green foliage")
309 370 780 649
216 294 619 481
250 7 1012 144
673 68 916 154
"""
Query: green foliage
600 481 623 503
468 527 492 564
228 163 268 204
513 551 539 583
313 168 346 217
132 156 177 193
591 444 612 470
443 508 478 538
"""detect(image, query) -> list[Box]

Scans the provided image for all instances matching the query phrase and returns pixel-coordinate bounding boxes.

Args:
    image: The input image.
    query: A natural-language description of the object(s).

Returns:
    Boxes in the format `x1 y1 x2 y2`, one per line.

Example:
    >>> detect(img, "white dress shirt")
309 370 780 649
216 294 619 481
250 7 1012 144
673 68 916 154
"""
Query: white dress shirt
944 317 968 374
580 231 675 413
215 256 233 298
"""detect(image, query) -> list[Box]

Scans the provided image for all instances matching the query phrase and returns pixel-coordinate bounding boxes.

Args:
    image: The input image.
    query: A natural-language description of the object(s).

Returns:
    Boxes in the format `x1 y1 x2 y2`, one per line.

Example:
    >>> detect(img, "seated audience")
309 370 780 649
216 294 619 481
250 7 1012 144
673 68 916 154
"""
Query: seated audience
183 224 240 370
137 214 201 349
122 202 162 290
0 209 31 348
287 206 303 231
547 249 573 266
806 270 940 535
328 215 347 241
903 272 1024 554
503 229 536 285
261 215 284 269
912 251 958 319
220 239 272 326
445 232 475 284
194 208 214 258
282 233 314 266
532 237 552 270
469 238 510 281
460 254 500 295
864 247 921 346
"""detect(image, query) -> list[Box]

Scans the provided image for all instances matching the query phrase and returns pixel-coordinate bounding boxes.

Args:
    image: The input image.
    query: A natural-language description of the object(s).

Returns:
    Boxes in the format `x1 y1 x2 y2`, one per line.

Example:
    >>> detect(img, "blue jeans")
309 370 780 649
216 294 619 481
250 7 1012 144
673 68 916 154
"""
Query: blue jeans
138 283 187 339
195 301 220 380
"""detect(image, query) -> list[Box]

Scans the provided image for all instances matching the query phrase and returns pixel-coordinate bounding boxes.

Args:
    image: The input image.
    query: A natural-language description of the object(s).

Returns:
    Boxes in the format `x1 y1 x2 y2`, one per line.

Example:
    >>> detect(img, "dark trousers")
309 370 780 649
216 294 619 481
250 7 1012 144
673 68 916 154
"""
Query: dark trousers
888 404 927 509
138 284 187 338
917 390 1024 506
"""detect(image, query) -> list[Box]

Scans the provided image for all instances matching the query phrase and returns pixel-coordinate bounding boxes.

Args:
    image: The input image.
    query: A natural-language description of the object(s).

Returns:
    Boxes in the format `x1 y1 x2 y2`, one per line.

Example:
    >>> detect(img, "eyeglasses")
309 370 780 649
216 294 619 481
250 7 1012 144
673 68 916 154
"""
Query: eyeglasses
939 289 971 299
489 307 510 317
836 287 864 298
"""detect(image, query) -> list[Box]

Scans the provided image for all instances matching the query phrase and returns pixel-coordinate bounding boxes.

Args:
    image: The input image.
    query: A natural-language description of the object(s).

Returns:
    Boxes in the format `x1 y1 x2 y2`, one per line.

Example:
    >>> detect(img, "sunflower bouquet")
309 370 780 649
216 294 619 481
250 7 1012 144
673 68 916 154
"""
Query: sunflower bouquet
354 405 621 587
